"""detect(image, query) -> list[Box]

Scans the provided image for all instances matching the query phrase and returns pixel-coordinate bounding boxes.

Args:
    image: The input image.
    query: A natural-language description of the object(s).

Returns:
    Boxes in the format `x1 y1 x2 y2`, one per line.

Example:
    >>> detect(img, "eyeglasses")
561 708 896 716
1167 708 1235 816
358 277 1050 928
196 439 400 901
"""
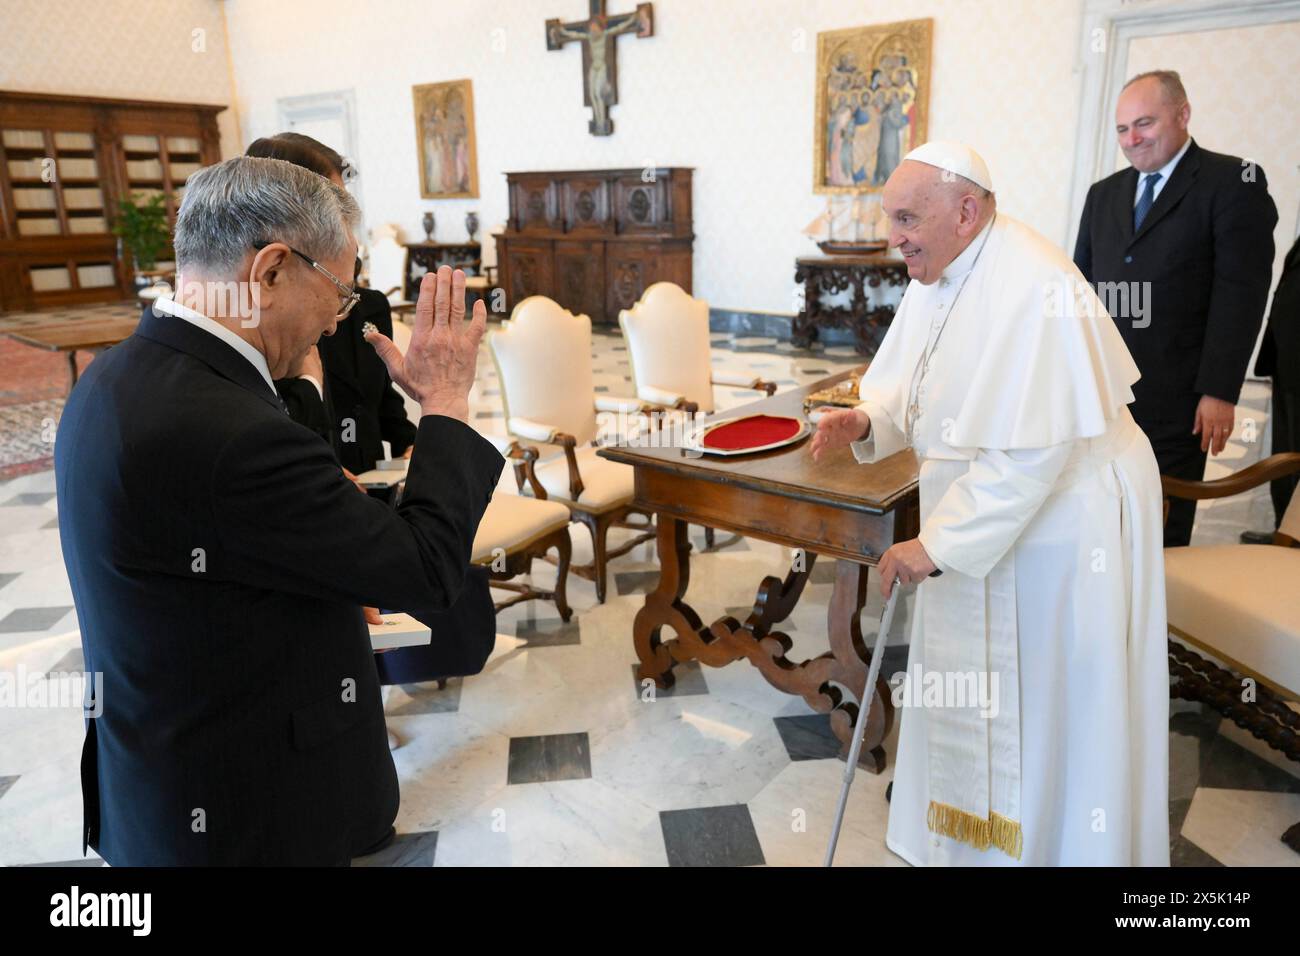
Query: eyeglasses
254 241 360 318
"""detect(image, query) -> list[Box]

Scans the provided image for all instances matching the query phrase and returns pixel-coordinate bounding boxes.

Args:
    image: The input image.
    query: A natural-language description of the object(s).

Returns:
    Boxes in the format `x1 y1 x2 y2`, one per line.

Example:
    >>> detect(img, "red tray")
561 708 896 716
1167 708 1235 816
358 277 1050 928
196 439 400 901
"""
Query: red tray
689 414 810 456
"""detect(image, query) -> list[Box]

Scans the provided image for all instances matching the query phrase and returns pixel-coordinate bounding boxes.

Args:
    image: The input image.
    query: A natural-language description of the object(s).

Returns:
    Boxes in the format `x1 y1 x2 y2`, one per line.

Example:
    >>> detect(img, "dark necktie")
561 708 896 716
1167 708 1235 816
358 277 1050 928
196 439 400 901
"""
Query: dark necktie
1133 172 1162 232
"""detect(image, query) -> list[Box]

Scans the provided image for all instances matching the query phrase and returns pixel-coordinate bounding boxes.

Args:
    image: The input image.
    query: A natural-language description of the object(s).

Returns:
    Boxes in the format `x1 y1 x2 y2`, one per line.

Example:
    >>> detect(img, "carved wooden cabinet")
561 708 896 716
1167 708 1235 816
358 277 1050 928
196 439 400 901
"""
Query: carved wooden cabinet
495 167 693 325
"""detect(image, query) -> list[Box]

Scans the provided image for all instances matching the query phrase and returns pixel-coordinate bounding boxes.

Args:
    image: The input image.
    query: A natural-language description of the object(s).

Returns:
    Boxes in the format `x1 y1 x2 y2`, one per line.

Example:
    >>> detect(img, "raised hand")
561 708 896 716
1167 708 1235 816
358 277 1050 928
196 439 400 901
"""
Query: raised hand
364 265 486 424
809 406 871 462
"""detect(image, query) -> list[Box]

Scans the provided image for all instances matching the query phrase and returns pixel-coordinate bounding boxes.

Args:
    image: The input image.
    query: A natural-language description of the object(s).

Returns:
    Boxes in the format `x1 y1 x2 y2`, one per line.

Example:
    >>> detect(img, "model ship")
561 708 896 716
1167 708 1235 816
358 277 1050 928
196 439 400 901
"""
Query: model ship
803 195 888 255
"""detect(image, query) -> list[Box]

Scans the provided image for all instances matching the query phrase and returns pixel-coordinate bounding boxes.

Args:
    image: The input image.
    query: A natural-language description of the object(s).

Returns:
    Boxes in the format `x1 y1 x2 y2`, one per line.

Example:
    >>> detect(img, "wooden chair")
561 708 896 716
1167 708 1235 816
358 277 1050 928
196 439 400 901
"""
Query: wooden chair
618 281 776 413
618 280 776 546
1162 452 1300 854
472 441 573 621
489 295 665 602
391 321 573 620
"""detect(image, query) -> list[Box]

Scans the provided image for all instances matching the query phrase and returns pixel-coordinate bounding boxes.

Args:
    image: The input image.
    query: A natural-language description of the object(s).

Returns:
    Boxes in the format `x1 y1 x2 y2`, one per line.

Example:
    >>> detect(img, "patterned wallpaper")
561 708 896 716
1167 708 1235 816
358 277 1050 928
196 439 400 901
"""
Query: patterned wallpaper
0 0 240 159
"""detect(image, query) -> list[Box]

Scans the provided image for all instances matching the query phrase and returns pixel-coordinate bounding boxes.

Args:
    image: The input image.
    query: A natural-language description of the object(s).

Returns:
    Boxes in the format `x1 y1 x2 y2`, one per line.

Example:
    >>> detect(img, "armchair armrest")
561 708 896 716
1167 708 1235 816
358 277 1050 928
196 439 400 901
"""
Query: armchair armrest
594 395 687 439
711 370 778 395
508 416 560 443
506 441 546 499
550 431 584 501
479 432 519 455
636 384 686 406
1162 452 1300 502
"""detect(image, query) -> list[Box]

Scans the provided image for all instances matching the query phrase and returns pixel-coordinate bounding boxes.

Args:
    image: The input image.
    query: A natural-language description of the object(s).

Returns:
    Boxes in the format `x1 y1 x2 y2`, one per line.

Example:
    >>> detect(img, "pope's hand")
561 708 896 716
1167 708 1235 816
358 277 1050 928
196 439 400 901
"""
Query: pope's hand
878 538 937 598
809 407 871 462
364 265 485 424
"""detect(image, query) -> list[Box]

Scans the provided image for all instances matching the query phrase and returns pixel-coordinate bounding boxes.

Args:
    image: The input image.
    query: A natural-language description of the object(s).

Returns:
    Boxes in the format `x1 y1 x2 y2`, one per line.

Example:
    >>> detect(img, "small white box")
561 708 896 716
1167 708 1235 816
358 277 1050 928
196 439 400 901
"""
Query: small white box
368 613 431 651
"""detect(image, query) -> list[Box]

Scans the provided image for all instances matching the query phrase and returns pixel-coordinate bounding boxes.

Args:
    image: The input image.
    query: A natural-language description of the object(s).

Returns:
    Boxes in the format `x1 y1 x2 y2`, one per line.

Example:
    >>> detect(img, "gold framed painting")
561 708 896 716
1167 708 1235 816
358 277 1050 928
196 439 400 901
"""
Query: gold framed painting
412 79 479 199
813 18 933 194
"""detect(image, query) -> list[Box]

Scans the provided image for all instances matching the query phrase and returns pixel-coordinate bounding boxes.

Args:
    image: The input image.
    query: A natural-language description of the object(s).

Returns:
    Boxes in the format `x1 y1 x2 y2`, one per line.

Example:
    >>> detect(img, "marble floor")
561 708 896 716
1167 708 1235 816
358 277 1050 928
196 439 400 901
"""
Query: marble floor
0 326 1295 867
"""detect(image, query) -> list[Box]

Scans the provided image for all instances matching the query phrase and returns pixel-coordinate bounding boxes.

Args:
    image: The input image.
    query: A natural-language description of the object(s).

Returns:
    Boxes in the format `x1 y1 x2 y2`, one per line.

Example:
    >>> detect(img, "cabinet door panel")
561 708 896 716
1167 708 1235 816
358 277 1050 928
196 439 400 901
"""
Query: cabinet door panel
606 247 655 319
505 241 554 308
613 176 668 235
554 240 606 322
512 178 559 233
561 179 610 236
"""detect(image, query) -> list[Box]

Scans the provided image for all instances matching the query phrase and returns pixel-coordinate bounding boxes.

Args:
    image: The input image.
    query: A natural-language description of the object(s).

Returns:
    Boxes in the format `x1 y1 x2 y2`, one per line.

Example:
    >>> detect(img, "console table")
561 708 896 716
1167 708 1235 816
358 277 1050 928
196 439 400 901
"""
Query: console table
403 242 481 300
793 255 909 356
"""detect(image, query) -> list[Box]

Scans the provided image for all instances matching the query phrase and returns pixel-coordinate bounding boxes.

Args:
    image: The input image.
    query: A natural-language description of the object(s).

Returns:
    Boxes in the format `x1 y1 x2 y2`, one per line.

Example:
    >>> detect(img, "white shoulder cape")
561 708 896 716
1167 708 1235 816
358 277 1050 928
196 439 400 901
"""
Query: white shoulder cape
860 215 1140 452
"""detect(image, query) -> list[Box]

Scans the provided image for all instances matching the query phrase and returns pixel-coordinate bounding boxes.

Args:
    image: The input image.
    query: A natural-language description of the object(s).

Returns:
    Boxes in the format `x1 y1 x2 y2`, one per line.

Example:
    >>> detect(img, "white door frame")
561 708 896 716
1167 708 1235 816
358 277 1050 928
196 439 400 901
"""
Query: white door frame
1066 0 1300 251
276 89 364 224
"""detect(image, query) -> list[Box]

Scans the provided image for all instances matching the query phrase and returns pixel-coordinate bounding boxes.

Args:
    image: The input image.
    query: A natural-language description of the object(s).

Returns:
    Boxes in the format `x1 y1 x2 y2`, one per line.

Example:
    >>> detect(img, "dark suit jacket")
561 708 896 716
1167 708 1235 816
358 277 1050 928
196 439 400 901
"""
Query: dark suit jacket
277 288 417 474
55 307 503 866
1255 234 1300 384
1073 139 1277 427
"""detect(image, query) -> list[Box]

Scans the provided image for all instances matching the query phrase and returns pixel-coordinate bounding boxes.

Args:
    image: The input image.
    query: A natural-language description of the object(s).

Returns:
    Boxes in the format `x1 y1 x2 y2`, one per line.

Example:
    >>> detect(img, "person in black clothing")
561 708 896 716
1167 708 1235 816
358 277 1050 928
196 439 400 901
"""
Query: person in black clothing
1073 70 1277 547
56 155 501 865
247 134 417 481
1253 235 1300 530
245 132 493 696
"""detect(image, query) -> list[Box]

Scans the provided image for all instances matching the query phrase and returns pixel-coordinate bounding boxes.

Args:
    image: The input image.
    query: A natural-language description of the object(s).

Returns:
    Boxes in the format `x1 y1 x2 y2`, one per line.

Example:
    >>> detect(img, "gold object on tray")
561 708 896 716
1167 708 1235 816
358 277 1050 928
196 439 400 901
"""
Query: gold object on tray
803 375 862 413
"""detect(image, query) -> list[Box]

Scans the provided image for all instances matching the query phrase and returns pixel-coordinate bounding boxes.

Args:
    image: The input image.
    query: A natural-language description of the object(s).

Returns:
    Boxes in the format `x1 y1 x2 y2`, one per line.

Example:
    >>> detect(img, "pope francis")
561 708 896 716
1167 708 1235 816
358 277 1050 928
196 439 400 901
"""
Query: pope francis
811 142 1169 866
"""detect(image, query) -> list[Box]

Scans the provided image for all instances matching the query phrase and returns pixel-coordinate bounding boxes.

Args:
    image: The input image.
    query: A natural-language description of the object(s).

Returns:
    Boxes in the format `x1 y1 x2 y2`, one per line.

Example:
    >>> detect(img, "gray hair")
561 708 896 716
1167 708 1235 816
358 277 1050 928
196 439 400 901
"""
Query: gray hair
1123 69 1188 106
173 155 360 273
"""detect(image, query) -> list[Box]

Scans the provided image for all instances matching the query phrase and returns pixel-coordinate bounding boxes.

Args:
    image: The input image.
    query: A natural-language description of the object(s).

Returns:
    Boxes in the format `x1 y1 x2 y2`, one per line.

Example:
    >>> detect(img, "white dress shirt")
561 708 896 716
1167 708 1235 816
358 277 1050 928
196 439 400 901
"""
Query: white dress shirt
1132 135 1191 207
152 294 276 393
152 295 323 400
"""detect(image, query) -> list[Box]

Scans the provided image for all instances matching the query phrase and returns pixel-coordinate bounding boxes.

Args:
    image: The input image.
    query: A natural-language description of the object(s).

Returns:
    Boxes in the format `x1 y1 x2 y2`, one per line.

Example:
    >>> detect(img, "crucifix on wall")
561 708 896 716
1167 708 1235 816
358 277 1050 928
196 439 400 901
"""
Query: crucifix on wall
546 1 654 136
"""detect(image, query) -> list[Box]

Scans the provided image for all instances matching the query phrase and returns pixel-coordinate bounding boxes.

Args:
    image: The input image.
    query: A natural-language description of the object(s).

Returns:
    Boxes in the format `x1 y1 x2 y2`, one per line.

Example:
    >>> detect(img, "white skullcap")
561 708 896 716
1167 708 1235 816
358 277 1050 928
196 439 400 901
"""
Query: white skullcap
902 140 994 192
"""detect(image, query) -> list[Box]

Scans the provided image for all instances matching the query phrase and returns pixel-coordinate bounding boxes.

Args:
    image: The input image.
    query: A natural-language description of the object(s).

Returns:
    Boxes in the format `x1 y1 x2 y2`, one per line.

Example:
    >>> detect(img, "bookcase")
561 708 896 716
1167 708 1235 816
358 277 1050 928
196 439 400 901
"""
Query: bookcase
0 90 224 312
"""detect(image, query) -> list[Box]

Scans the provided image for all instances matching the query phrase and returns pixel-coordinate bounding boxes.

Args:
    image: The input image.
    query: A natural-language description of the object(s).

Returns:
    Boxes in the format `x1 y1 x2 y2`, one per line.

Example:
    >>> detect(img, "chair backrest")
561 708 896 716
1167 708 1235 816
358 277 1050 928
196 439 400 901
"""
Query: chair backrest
618 281 715 413
481 223 506 271
489 296 598 445
369 232 408 301
389 319 422 426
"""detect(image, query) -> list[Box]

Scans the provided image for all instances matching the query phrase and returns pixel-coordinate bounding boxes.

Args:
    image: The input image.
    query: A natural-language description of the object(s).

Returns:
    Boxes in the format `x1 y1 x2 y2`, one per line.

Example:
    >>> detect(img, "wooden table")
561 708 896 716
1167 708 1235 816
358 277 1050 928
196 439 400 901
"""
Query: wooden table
6 317 139 392
599 371 919 771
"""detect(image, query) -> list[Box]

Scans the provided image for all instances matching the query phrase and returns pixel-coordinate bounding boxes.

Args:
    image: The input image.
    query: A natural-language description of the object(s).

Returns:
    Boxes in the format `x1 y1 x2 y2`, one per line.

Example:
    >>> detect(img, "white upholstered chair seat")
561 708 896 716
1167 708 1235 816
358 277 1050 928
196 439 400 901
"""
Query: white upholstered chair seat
471 493 571 564
531 446 635 510
1165 543 1300 697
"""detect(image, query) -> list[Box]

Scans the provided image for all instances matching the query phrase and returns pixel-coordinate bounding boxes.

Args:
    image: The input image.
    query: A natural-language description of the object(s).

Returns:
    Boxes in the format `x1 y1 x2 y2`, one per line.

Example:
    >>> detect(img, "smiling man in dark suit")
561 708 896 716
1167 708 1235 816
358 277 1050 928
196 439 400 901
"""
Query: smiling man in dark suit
1074 69 1277 546
55 156 503 865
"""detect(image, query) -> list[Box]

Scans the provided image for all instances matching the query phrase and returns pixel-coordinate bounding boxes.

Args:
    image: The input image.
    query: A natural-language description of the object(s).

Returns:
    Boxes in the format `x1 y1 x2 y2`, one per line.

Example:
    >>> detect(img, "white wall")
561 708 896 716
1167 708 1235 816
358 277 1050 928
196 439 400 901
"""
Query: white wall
223 0 1088 315
1126 20 1300 292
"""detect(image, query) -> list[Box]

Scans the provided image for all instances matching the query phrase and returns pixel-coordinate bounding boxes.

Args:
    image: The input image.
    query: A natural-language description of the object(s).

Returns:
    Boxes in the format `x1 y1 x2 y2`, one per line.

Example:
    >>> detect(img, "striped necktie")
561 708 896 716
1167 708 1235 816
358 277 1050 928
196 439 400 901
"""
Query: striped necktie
1134 172 1162 232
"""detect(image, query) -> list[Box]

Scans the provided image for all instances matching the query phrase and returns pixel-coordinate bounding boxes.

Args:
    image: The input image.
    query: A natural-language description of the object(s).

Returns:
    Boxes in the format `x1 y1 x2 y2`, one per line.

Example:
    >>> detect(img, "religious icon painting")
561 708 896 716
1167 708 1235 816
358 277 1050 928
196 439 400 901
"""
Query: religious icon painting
813 18 933 195
412 79 480 199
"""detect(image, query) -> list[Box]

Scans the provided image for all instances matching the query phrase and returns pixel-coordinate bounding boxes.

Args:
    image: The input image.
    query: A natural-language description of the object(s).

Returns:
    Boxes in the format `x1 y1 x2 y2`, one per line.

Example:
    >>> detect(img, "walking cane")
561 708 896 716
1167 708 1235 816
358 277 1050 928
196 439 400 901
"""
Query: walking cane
823 567 938 867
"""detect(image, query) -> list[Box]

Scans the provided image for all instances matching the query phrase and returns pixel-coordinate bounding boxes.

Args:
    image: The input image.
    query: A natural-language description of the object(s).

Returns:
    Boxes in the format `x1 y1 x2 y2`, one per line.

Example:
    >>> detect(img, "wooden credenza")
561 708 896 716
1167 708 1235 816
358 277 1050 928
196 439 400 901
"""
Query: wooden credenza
495 167 693 325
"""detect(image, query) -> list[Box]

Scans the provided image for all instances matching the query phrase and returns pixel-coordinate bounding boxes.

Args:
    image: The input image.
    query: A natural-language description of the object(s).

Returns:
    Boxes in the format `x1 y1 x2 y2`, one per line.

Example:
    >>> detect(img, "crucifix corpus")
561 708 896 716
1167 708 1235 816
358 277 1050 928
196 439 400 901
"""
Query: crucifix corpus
546 1 654 136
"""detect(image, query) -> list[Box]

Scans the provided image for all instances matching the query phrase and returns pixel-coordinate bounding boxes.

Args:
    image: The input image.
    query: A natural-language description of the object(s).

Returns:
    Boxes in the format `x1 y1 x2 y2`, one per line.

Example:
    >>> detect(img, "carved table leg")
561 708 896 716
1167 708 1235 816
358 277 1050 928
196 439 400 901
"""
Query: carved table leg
633 514 703 689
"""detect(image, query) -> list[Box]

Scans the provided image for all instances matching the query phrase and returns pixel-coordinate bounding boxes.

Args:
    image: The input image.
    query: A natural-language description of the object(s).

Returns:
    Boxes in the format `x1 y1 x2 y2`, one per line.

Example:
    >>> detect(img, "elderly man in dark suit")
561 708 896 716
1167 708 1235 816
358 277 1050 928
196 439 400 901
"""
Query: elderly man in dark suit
1073 69 1277 546
55 156 503 865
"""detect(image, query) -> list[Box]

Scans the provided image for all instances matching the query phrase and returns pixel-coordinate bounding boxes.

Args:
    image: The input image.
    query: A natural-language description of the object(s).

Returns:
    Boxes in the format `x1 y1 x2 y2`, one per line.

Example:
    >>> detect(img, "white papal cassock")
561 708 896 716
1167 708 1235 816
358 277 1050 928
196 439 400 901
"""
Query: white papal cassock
852 213 1169 866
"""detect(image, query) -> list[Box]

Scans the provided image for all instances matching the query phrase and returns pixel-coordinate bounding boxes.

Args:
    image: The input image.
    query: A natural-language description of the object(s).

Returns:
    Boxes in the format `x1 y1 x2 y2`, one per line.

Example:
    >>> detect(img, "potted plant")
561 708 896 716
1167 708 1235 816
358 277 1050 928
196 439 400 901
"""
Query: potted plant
112 192 172 290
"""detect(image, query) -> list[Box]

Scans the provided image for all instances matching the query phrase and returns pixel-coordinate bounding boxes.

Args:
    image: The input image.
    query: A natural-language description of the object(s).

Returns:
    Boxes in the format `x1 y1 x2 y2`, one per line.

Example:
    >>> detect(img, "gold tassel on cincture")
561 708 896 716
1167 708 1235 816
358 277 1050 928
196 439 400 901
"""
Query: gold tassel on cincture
926 802 1023 860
